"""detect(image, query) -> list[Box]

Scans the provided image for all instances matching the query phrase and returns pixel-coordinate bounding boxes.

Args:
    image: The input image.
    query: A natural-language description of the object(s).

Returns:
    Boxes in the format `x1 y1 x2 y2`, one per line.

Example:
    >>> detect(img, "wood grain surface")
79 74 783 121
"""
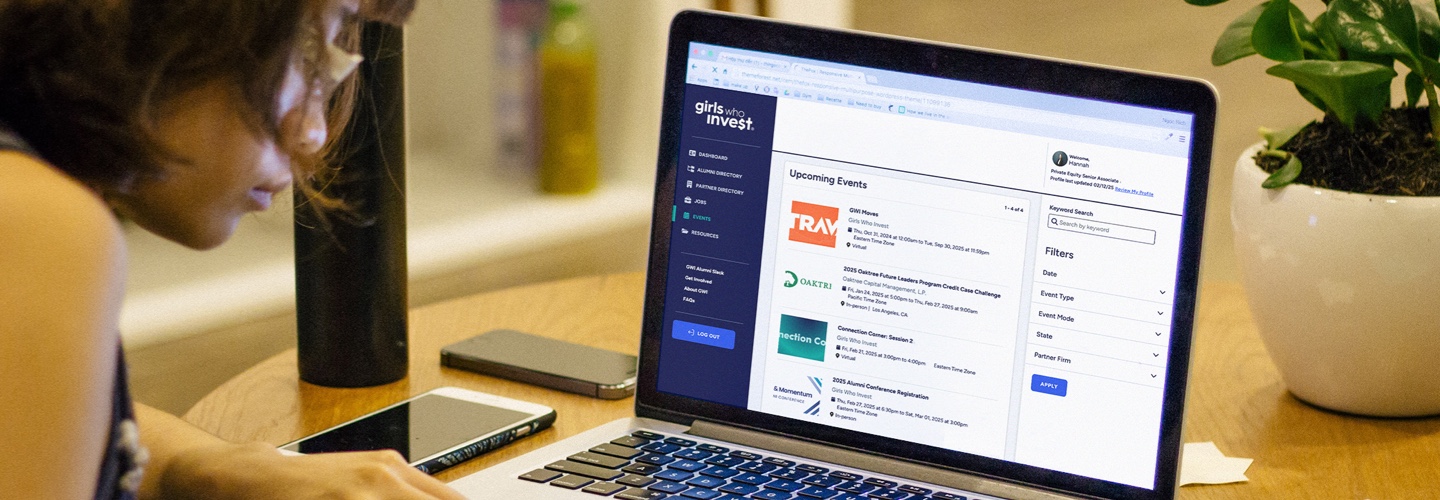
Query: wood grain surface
184 274 1440 497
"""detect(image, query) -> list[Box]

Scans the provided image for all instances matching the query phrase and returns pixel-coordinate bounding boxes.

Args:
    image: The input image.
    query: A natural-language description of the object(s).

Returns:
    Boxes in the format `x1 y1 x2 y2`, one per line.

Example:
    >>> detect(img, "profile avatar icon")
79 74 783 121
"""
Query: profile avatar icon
1052 151 1069 166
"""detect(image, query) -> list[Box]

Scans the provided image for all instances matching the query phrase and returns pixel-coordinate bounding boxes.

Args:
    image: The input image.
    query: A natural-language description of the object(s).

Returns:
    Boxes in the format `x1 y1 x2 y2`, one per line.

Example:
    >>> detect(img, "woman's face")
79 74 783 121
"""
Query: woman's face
108 0 356 250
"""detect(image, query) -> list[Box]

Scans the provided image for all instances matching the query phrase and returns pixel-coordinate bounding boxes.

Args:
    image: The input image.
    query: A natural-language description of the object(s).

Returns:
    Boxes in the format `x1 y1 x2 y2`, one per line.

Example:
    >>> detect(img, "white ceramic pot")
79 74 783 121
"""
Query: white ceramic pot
1232 142 1440 417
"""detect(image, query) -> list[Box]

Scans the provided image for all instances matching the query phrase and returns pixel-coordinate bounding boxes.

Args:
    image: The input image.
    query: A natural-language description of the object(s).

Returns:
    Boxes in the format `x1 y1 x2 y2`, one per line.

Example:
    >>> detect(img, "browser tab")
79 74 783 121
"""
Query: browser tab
791 63 866 83
717 52 791 72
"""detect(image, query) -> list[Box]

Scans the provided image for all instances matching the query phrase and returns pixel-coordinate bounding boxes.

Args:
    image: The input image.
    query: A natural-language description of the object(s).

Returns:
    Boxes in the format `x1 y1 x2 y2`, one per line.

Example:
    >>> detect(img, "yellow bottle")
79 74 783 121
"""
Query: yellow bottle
538 0 598 194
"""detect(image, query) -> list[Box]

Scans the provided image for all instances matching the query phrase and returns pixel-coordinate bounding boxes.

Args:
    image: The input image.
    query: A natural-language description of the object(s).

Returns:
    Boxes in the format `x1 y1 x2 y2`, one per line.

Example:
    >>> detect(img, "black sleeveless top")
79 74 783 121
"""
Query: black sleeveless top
0 123 146 499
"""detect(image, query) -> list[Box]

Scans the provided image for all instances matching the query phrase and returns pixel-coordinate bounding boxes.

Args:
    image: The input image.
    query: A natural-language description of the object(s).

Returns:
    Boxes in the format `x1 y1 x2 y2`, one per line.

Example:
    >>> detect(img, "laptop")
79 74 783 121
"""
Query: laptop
451 10 1215 500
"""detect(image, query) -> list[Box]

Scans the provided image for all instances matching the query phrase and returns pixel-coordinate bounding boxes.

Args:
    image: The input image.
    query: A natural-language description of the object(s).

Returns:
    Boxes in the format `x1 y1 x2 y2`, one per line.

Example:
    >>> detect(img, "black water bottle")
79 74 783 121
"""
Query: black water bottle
295 21 408 387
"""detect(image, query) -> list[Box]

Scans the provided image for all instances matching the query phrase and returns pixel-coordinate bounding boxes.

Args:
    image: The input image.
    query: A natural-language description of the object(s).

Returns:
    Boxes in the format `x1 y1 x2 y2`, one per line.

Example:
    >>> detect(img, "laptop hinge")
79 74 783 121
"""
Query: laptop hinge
686 420 1092 500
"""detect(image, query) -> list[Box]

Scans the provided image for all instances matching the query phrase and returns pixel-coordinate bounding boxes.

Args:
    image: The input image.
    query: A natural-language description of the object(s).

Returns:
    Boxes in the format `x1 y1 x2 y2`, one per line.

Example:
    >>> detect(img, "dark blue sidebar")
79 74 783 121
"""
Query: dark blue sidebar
656 85 778 407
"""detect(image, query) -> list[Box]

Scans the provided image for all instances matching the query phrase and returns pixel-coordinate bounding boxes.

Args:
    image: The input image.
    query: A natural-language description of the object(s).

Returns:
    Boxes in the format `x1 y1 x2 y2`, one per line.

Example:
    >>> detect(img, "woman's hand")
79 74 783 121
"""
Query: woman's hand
157 441 467 500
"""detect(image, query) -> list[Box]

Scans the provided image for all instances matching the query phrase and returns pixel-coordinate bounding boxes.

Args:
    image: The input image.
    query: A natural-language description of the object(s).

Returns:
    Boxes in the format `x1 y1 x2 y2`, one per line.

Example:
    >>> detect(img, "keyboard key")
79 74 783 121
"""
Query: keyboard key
831 495 865 500
623 463 663 475
751 490 794 500
768 468 809 481
702 455 746 468
684 475 725 489
674 449 714 461
737 462 778 474
929 493 967 500
637 454 677 466
762 458 796 468
865 489 909 500
669 459 707 472
679 487 723 500
828 471 863 481
616 487 669 500
731 472 770 485
632 431 666 441
518 469 564 483
546 460 625 481
664 437 699 447
593 443 645 459
696 444 730 454
648 480 689 494
551 474 595 490
833 481 875 494
895 485 930 495
861 478 897 489
618 474 658 487
794 464 829 474
795 486 840 499
728 450 762 461
697 466 739 479
801 475 843 488
642 443 683 455
583 482 628 496
765 479 805 492
718 482 761 495
716 495 747 500
612 436 651 448
570 452 631 469
655 468 695 481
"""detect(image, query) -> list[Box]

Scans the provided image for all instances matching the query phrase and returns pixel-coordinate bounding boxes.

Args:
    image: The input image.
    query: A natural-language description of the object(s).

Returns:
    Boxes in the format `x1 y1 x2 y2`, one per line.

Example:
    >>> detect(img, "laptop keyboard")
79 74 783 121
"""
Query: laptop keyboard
516 429 983 500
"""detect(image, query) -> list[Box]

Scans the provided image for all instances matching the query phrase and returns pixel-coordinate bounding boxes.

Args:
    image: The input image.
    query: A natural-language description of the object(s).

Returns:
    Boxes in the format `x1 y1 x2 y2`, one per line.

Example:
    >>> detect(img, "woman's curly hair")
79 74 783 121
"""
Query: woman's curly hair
0 0 414 206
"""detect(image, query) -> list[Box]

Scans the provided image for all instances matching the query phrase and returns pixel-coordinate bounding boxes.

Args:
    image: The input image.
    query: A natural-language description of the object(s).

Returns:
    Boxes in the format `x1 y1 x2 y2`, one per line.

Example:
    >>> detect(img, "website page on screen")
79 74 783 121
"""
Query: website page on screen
654 43 1197 489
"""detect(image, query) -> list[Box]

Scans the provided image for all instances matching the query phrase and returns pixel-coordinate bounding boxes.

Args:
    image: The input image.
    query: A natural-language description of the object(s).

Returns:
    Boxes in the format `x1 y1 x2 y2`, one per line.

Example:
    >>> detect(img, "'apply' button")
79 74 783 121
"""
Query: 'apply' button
1031 374 1068 397
672 320 736 349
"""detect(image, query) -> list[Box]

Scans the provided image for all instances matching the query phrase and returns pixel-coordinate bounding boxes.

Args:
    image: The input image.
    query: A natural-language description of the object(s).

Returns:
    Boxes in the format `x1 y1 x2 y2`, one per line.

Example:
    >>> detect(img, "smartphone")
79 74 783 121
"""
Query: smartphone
278 387 555 474
441 329 638 399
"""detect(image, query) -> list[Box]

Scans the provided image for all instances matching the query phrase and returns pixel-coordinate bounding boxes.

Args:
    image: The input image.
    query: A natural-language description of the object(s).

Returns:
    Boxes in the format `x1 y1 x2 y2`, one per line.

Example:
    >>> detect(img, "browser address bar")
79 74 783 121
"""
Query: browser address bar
712 63 1176 142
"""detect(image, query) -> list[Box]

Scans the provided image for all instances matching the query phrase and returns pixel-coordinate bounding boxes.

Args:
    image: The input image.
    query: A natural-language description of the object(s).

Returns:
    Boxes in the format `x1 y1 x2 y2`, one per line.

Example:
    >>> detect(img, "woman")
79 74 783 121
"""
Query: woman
0 1 465 498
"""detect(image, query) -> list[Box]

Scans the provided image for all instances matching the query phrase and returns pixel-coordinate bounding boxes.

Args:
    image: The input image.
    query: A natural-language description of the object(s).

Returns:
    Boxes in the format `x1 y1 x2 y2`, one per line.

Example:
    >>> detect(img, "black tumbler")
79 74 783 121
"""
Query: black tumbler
295 22 408 387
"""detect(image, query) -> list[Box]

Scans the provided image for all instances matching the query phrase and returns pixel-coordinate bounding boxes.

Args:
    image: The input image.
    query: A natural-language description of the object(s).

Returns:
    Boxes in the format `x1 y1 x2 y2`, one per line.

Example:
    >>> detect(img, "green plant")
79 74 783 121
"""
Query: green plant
1189 0 1440 187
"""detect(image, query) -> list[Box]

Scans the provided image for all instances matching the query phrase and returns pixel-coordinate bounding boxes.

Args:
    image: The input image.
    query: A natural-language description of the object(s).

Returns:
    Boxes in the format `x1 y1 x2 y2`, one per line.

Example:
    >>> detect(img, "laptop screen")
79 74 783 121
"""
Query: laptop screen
640 13 1214 500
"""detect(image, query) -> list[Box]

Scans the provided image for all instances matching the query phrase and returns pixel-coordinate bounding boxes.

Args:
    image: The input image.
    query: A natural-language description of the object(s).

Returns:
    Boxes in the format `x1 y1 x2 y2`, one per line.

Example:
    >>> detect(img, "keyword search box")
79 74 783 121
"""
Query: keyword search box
1047 215 1156 245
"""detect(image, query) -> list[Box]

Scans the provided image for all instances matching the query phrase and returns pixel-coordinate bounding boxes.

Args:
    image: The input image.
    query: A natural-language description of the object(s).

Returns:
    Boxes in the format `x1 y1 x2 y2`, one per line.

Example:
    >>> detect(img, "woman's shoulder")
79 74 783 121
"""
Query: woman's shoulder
0 151 125 269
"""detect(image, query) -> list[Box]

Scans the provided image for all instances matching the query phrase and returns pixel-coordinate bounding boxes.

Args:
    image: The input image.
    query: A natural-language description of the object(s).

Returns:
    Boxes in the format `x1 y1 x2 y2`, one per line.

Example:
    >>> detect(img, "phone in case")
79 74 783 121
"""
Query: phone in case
441 329 638 399
278 387 555 475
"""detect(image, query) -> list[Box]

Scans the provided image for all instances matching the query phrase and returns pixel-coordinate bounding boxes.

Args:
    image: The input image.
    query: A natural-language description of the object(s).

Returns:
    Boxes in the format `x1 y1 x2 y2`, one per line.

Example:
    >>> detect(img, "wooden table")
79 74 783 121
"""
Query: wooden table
184 273 1440 497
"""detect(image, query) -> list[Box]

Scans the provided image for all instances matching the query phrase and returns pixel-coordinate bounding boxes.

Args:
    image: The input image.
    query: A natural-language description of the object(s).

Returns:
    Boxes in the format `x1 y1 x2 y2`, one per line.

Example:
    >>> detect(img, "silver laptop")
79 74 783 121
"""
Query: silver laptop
451 10 1216 500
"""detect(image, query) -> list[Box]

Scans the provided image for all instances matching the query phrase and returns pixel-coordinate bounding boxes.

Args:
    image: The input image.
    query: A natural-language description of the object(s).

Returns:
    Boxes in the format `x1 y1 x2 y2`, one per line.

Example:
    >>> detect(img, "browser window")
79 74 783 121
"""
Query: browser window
656 42 1197 489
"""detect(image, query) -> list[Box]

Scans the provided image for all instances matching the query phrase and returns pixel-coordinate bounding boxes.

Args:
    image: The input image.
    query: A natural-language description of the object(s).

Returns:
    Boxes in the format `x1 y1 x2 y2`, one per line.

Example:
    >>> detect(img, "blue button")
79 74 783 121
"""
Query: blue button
1031 374 1068 396
673 320 736 349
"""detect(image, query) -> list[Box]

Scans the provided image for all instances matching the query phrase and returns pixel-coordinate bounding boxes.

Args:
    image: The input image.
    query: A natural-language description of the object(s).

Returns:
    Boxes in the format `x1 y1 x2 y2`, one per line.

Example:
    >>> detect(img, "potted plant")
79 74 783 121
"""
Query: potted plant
1189 0 1440 417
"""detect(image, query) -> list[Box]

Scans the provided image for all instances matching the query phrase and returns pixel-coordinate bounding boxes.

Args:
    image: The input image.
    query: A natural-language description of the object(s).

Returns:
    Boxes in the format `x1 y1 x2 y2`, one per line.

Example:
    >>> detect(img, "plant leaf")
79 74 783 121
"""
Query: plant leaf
1262 154 1303 188
1296 83 1332 112
1254 0 1306 61
1259 123 1309 149
1329 0 1421 68
1185 0 1230 5
1267 60 1396 128
1213 3 1268 65
1406 70 1426 105
1414 0 1440 57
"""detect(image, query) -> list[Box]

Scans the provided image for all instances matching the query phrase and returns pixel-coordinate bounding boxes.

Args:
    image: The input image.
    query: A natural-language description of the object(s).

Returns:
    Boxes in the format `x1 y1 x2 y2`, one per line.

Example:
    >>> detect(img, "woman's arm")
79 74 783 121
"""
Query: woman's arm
136 403 467 499
0 152 127 499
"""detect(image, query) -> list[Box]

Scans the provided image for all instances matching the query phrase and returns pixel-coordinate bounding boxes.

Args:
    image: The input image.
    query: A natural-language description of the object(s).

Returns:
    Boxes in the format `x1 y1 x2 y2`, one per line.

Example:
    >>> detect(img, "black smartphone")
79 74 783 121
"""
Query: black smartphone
278 387 555 475
440 329 638 399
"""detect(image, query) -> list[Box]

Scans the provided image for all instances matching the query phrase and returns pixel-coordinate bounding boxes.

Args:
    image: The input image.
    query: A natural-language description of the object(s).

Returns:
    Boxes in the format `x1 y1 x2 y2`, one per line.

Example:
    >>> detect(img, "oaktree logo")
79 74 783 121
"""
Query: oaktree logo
1052 150 1069 166
782 270 832 290
778 314 827 362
